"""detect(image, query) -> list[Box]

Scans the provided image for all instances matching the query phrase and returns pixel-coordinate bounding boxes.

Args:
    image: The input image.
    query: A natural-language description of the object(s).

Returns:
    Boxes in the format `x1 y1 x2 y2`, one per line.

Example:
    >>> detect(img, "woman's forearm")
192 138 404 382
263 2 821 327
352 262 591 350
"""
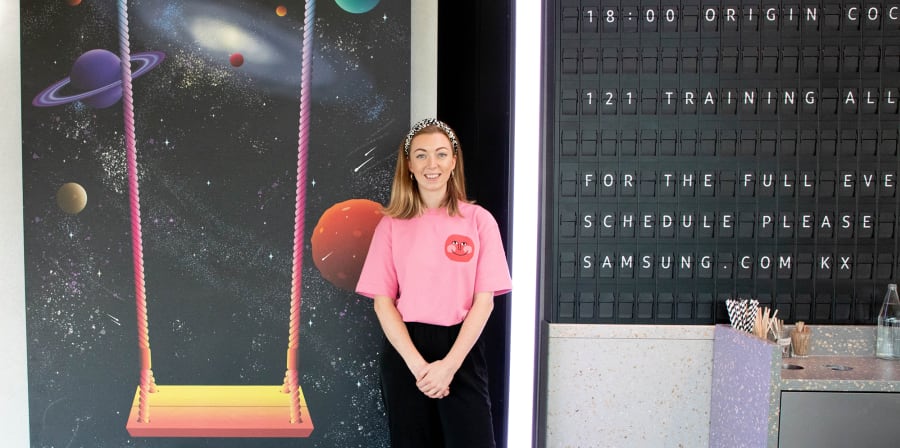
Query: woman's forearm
443 291 494 370
373 295 427 377
414 291 494 397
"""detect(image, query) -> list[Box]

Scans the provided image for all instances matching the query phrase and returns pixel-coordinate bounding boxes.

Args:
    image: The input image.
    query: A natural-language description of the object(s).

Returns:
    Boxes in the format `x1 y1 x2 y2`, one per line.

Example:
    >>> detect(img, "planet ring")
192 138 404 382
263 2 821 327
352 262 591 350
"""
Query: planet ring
32 51 166 107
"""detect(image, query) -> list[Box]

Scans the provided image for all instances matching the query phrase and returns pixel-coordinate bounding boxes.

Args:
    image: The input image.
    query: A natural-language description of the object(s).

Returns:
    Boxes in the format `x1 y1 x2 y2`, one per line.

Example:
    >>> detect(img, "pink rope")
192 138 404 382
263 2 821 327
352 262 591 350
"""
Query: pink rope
283 0 315 424
118 0 155 423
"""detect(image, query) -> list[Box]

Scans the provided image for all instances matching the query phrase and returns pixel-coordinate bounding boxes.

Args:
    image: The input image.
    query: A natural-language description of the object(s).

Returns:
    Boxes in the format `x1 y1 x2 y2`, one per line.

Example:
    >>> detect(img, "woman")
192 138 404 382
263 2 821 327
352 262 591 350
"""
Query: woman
356 118 512 448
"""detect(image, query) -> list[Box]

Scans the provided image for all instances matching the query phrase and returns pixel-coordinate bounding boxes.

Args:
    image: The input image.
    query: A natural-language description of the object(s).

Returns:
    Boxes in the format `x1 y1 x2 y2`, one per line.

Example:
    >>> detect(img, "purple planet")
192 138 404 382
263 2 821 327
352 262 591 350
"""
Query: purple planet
33 49 165 108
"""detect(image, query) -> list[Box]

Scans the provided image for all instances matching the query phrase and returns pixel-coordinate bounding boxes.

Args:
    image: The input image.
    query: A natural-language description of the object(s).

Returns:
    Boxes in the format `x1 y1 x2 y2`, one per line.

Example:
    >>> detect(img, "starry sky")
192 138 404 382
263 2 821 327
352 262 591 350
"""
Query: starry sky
20 1 409 446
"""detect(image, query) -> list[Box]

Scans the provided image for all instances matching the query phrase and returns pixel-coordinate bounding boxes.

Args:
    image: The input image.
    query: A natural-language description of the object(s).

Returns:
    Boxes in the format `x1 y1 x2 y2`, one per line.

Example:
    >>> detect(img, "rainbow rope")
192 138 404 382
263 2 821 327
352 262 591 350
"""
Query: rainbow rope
118 0 155 424
283 0 316 424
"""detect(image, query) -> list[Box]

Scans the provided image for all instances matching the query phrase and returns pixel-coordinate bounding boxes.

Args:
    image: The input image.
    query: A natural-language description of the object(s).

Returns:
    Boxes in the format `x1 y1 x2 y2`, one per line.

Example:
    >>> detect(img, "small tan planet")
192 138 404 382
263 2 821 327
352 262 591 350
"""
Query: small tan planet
56 182 87 214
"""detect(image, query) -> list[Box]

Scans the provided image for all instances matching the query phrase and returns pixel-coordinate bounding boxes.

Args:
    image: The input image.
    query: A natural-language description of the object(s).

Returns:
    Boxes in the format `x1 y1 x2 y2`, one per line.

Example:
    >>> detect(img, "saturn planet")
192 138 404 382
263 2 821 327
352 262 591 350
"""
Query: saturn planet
33 49 165 108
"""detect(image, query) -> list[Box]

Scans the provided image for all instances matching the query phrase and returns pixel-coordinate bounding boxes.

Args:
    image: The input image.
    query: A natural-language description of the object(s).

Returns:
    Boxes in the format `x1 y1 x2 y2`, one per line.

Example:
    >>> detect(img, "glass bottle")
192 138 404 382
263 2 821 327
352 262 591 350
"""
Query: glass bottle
876 283 900 360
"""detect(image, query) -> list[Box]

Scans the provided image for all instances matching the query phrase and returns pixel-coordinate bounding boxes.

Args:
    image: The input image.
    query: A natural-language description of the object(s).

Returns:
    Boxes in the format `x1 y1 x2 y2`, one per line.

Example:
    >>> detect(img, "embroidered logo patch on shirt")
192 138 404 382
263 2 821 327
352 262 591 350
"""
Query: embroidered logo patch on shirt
445 234 475 262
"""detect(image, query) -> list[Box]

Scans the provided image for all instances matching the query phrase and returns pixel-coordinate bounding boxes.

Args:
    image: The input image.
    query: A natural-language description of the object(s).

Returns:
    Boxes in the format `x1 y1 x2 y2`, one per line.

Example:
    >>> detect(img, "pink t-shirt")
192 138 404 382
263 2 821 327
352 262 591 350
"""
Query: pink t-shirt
355 201 512 326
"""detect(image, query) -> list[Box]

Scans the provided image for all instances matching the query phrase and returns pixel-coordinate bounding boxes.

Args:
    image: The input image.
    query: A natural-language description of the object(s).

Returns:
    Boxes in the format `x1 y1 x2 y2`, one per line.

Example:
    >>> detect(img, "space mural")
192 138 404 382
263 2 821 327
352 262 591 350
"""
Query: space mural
20 0 409 446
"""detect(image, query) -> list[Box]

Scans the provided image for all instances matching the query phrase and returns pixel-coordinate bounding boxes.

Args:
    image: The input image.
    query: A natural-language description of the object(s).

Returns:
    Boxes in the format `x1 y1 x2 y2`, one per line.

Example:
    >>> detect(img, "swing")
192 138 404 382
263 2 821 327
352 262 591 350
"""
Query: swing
118 0 316 437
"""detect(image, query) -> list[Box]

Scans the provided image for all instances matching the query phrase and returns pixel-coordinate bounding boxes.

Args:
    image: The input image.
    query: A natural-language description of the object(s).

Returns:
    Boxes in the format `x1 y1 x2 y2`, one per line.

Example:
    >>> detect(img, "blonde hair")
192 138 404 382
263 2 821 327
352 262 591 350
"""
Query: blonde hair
383 120 469 219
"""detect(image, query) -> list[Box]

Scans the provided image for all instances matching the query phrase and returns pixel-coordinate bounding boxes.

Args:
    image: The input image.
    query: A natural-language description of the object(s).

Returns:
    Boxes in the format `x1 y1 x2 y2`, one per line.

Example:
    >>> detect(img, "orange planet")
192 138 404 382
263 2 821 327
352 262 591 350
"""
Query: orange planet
56 182 87 214
311 199 383 292
66 0 82 6
276 5 287 17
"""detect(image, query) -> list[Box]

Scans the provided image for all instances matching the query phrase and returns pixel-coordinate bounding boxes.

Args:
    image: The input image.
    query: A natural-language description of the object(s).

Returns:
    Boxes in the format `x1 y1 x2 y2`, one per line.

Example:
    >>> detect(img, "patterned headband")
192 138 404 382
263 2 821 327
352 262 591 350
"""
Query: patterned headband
403 118 460 156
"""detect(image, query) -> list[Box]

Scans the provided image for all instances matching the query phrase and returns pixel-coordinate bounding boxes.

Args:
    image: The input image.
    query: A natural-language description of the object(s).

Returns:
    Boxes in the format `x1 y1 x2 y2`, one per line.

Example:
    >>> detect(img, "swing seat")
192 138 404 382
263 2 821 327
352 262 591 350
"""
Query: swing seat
125 385 314 438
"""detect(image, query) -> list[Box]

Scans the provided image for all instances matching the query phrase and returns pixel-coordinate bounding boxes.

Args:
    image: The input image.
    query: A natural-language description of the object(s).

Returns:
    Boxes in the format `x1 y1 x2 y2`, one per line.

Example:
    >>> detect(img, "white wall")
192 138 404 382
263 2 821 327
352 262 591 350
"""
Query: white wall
544 325 714 448
0 0 29 446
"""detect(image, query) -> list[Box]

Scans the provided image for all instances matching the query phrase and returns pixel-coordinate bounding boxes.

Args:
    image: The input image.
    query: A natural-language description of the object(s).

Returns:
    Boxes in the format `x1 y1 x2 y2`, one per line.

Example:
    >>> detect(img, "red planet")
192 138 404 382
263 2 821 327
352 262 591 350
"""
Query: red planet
311 199 383 292
229 53 244 67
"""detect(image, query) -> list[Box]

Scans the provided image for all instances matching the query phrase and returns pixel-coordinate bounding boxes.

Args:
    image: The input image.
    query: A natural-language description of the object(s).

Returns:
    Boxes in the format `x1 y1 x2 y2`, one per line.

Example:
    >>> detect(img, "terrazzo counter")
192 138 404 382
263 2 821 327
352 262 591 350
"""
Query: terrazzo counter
709 325 781 448
709 324 900 448
544 324 715 448
780 355 900 392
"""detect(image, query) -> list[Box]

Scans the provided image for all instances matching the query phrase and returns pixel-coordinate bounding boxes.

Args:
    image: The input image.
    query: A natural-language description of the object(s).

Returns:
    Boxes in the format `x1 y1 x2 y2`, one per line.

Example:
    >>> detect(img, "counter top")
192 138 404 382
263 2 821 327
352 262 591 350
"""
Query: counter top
710 325 900 448
780 355 900 392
